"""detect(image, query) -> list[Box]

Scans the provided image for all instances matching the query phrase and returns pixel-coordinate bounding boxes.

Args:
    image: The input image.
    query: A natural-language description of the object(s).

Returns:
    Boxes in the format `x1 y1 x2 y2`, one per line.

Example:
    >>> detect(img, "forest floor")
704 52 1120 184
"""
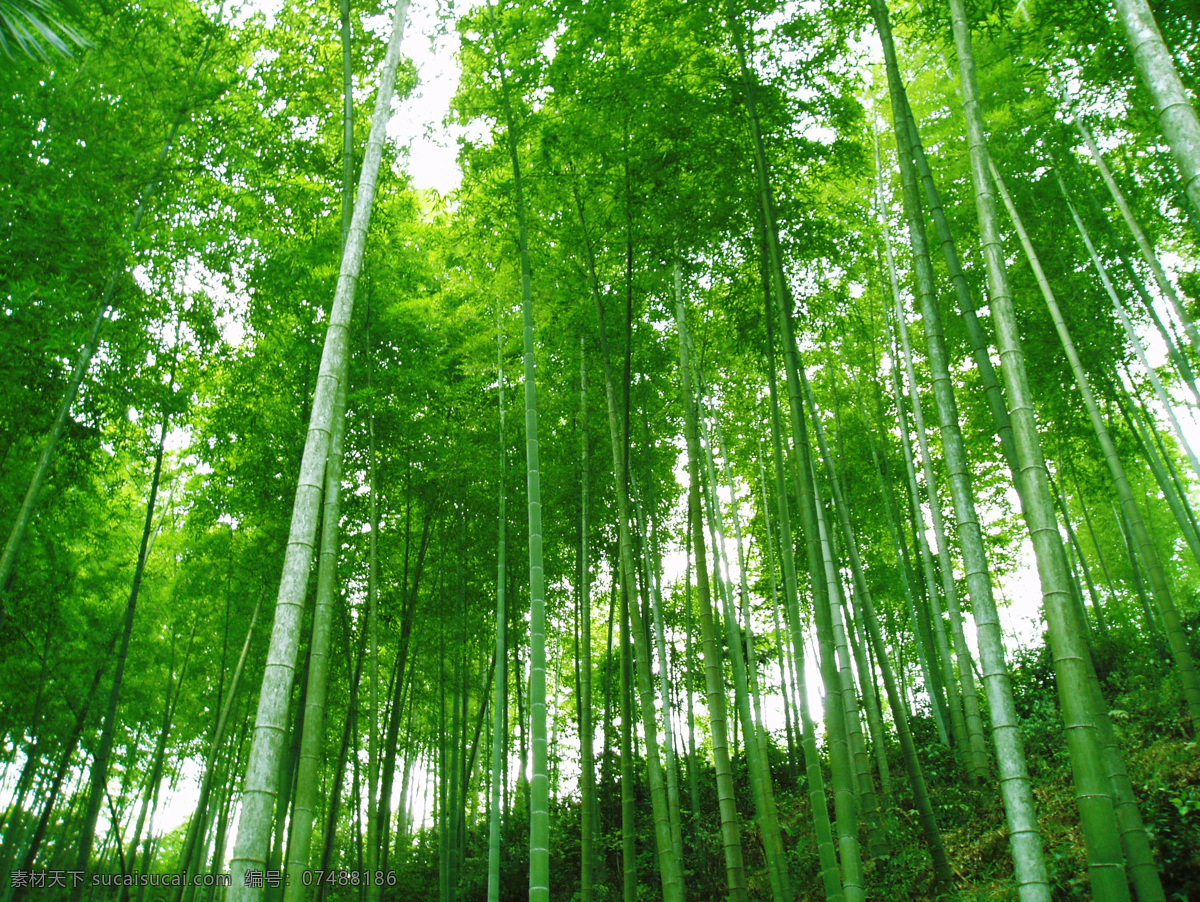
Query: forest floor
826 632 1200 902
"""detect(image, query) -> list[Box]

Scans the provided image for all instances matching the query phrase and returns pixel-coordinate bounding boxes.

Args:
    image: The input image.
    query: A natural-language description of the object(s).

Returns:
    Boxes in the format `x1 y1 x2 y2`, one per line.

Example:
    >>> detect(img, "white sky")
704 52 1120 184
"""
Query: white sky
391 0 471 194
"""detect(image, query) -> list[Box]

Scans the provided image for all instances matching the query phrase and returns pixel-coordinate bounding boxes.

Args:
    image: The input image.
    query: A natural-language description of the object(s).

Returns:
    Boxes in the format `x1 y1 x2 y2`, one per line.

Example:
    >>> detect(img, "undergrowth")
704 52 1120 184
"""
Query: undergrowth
389 628 1199 901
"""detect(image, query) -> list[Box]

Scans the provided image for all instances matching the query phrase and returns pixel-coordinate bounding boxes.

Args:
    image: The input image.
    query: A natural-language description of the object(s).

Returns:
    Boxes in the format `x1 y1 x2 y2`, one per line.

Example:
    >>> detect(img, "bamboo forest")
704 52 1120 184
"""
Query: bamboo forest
3 0 1200 897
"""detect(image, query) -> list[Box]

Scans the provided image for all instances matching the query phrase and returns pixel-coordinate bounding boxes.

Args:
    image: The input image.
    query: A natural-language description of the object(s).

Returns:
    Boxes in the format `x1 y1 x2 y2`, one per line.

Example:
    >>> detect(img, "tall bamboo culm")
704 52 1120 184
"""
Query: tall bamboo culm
945 1 1132 897
226 4 410 894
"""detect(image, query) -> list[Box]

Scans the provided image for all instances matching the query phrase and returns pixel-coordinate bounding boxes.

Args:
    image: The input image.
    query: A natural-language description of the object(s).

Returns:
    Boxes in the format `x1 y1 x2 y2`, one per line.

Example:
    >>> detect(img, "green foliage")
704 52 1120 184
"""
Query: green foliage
0 0 86 61
2 0 1200 898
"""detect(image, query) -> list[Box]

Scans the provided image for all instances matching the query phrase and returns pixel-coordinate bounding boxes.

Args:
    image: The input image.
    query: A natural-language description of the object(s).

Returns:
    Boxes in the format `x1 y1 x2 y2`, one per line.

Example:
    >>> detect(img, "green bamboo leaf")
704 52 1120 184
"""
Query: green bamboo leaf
0 0 88 60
